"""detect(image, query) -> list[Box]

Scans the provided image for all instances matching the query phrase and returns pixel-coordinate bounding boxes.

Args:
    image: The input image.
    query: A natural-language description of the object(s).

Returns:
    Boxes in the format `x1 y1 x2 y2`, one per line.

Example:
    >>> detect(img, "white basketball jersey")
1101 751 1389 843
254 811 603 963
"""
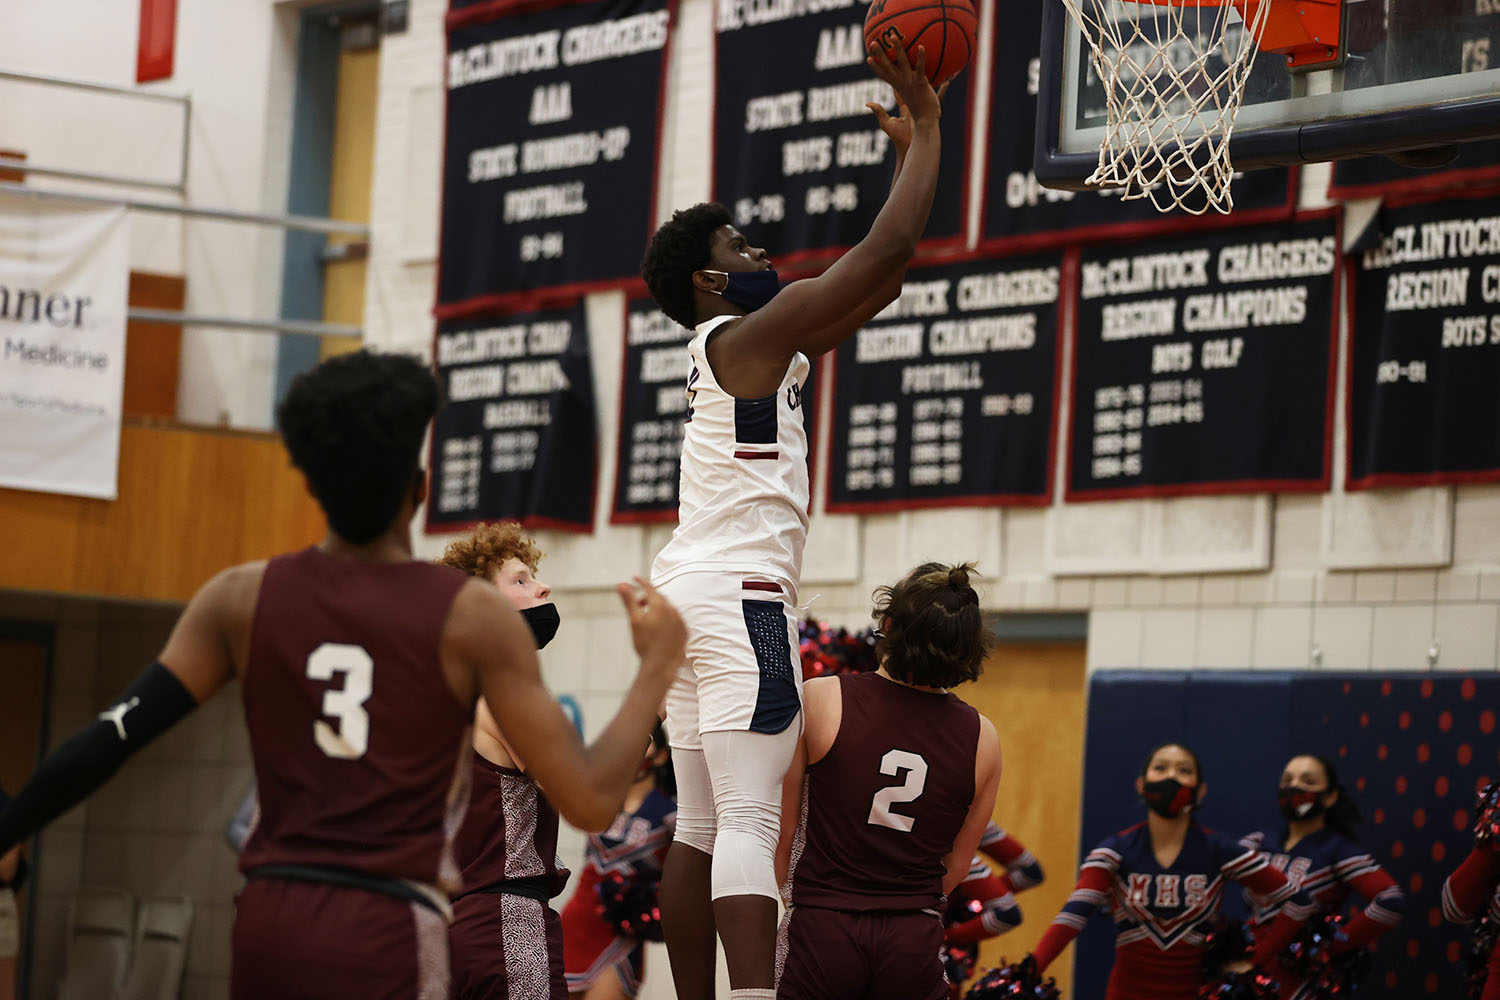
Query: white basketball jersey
650 314 812 591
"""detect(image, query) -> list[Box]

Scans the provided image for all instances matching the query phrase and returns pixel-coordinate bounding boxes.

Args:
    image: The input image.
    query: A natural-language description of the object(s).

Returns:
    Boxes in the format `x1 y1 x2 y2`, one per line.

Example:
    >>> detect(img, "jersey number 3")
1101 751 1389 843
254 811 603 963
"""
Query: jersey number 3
868 749 929 832
307 643 374 759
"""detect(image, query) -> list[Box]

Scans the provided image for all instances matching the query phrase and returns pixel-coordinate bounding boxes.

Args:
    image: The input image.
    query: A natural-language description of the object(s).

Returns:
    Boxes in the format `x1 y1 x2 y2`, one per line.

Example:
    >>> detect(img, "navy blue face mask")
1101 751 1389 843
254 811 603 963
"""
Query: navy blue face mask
704 269 781 313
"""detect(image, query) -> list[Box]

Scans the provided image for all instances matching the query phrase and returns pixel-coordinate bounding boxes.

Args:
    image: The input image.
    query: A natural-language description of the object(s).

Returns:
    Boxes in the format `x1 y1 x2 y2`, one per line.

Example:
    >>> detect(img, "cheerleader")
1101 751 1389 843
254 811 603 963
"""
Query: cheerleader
942 825 1045 997
1240 754 1404 998
1029 743 1311 1000
560 727 677 999
1444 782 1500 1000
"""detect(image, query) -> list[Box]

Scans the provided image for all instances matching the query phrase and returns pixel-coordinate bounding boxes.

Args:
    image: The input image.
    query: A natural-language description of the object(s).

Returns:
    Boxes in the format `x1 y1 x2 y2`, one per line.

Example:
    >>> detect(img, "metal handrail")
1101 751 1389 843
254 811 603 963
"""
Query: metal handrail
0 68 191 190
127 308 362 340
0 183 370 237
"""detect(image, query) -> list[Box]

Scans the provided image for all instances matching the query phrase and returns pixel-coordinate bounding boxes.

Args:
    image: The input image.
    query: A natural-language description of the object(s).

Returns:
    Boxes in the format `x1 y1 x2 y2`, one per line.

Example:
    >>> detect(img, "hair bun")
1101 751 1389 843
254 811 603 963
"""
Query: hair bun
948 565 970 589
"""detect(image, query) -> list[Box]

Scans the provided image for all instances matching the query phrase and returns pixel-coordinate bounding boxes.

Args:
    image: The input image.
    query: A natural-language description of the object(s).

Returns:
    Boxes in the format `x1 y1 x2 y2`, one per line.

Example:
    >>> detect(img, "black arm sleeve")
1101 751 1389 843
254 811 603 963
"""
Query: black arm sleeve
0 662 199 853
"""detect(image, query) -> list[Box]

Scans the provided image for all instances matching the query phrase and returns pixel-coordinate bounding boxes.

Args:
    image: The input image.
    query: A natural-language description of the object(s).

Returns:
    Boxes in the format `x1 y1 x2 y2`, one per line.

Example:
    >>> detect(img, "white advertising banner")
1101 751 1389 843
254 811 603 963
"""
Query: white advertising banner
0 191 130 500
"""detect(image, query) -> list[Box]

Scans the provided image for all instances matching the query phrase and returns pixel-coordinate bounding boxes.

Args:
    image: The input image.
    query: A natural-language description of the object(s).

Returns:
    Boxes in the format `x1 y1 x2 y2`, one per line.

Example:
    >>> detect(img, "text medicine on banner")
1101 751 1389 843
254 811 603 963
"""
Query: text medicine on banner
1068 215 1339 500
1349 194 1500 488
0 193 129 500
428 300 597 532
712 0 970 263
439 0 670 309
983 1 1292 245
827 254 1062 512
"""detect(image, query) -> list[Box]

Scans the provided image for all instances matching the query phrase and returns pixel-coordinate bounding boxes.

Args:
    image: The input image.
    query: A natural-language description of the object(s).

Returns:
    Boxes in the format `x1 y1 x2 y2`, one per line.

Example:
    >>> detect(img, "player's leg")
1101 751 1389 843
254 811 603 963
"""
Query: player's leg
656 579 718 1000
697 583 803 996
659 744 717 1000
701 727 799 993
869 912 949 1000
775 908 869 1000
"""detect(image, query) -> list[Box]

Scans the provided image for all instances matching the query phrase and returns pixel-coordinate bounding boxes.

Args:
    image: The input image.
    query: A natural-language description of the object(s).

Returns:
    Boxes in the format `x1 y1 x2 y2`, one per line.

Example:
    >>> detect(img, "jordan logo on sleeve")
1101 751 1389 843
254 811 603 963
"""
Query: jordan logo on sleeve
99 697 141 741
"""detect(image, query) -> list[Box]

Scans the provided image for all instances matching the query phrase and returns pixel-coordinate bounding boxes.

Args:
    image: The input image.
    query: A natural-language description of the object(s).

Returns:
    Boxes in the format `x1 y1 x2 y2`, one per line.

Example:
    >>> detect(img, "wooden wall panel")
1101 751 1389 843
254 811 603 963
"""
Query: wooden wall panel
0 424 324 602
123 272 185 419
962 641 1088 996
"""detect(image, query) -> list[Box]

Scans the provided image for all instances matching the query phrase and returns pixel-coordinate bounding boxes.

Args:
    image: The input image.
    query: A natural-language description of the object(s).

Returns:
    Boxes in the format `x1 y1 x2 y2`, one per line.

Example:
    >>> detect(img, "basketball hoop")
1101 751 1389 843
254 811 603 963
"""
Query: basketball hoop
1059 0 1345 214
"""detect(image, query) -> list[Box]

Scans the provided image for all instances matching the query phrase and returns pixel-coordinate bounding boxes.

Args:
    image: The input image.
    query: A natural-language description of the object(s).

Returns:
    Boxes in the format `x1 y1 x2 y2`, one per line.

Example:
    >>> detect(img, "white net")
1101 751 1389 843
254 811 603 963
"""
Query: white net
1059 0 1273 214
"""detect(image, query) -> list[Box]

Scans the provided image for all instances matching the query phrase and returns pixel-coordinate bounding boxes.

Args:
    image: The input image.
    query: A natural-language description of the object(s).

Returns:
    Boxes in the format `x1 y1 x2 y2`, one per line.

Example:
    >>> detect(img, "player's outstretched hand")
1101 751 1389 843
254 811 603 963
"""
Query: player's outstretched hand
867 42 942 123
866 77 950 156
617 576 686 674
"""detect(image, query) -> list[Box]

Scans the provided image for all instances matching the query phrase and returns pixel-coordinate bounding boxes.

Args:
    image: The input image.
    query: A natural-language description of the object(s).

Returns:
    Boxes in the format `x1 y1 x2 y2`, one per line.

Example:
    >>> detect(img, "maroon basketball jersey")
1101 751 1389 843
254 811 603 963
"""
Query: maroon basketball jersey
239 548 472 888
789 672 981 911
452 750 570 896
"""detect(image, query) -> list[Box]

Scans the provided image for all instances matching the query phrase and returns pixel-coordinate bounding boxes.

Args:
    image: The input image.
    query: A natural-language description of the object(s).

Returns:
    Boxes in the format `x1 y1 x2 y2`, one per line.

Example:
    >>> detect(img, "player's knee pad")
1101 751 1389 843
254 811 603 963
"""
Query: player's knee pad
709 822 779 901
673 810 717 854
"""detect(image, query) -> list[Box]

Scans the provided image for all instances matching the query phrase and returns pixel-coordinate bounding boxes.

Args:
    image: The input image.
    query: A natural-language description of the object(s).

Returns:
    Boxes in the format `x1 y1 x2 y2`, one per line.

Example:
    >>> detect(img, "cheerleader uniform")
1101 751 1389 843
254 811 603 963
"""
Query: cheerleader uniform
1444 845 1500 1000
1034 822 1311 1000
1239 828 1404 999
560 788 677 997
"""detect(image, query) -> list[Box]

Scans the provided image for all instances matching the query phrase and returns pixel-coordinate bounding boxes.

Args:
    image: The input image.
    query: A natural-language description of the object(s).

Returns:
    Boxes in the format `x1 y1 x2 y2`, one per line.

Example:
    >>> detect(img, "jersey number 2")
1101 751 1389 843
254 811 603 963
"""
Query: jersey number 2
307 643 373 759
867 749 928 832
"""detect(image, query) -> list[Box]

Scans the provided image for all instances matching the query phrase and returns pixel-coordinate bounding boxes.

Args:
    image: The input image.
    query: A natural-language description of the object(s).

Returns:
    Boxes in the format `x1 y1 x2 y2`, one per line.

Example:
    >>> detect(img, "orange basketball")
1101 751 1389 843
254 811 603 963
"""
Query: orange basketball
862 0 976 86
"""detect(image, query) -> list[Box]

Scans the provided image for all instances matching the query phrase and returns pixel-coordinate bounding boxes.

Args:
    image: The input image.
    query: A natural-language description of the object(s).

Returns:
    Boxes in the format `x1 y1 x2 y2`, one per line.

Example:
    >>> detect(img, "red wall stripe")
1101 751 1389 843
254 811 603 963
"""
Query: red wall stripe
136 0 178 83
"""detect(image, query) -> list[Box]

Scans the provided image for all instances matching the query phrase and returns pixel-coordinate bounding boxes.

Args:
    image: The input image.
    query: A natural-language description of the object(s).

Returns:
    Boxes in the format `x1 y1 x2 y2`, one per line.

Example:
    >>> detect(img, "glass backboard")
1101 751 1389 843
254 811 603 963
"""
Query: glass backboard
1037 0 1500 188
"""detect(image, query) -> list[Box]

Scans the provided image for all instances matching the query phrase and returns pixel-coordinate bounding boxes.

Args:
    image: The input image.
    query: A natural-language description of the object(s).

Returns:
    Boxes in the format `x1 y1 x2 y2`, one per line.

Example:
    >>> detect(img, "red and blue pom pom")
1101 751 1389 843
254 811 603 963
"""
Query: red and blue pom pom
595 869 665 942
963 956 1060 999
1198 971 1279 1000
1475 781 1500 848
1279 911 1371 997
798 620 878 679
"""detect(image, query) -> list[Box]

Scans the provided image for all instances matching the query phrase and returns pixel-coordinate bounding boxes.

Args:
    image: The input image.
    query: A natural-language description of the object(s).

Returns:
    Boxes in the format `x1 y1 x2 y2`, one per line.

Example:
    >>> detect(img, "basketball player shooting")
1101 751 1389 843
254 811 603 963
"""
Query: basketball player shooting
0 351 686 999
638 41 948 1000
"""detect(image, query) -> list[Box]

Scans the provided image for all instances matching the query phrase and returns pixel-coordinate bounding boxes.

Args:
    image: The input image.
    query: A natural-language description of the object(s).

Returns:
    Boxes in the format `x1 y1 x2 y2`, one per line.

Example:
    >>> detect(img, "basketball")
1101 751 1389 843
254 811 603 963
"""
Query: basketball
862 0 977 86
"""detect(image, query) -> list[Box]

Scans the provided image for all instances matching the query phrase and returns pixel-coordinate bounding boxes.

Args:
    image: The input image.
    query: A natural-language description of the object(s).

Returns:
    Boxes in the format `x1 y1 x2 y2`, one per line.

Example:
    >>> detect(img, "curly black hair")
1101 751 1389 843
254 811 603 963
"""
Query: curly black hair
641 202 733 329
277 350 440 545
870 562 990 689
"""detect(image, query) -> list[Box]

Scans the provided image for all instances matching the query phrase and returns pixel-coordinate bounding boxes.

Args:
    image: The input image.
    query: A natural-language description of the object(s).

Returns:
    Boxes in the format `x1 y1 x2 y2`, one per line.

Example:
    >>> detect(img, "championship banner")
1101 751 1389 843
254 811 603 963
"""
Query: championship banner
438 0 671 312
712 0 971 267
611 295 819 522
611 296 691 523
0 192 129 500
983 0 1293 247
1348 190 1500 489
826 252 1062 512
428 299 597 532
1067 214 1339 500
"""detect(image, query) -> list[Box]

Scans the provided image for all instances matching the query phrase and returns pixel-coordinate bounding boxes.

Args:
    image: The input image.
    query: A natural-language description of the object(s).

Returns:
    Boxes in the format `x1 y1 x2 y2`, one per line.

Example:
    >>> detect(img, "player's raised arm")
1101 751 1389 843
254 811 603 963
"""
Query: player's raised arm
0 565 247 854
447 576 684 831
708 44 945 383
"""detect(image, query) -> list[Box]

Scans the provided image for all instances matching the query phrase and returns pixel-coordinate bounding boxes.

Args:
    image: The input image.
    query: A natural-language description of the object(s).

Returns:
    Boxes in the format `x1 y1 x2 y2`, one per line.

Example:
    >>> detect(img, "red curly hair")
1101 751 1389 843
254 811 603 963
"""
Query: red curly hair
437 522 544 581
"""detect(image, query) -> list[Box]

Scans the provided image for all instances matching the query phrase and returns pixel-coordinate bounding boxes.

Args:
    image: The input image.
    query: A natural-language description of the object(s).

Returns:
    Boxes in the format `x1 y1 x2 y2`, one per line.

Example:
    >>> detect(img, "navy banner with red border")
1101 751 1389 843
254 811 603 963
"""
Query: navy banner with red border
1067 214 1339 501
437 0 671 315
711 0 971 269
428 299 597 533
825 251 1063 513
1347 188 1500 489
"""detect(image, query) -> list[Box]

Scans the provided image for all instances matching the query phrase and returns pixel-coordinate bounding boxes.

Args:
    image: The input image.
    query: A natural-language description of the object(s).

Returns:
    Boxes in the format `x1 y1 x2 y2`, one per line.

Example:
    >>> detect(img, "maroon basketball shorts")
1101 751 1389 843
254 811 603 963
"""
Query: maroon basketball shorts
449 892 567 1000
232 878 449 1000
777 906 949 1000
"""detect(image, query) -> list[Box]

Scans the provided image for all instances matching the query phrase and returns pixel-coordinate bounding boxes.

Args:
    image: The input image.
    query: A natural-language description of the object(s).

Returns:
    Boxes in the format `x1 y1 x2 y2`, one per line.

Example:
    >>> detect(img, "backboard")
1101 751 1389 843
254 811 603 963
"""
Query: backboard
1037 0 1500 191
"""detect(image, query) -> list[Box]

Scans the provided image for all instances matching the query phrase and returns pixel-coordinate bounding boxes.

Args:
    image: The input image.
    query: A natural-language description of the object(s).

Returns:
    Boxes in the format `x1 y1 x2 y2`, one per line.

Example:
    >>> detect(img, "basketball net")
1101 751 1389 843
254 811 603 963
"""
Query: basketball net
1060 0 1272 215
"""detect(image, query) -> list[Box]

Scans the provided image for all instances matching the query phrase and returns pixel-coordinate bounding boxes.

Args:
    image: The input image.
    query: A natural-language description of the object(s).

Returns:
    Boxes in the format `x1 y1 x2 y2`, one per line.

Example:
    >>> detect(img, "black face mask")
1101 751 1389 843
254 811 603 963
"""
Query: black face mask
1141 777 1197 819
705 269 781 312
520 603 560 649
1278 787 1327 822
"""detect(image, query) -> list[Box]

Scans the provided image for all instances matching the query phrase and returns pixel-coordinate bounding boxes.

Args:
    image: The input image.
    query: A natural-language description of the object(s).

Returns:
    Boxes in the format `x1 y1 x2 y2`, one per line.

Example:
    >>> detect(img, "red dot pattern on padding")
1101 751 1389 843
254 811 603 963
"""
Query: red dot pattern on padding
1421 679 1434 698
1381 680 1393 697
1426 972 1439 994
1462 678 1477 700
1454 808 1470 831
1459 744 1473 766
1435 775 1449 797
1360 712 1371 728
1439 710 1454 732
1398 710 1411 730
1448 942 1462 963
1395 776 1408 795
1390 838 1402 857
1406 939 1420 958
1482 709 1496 734
1417 743 1430 763
1413 808 1426 828
1432 841 1447 863
1378 744 1389 760
1426 907 1442 928
1410 873 1423 894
